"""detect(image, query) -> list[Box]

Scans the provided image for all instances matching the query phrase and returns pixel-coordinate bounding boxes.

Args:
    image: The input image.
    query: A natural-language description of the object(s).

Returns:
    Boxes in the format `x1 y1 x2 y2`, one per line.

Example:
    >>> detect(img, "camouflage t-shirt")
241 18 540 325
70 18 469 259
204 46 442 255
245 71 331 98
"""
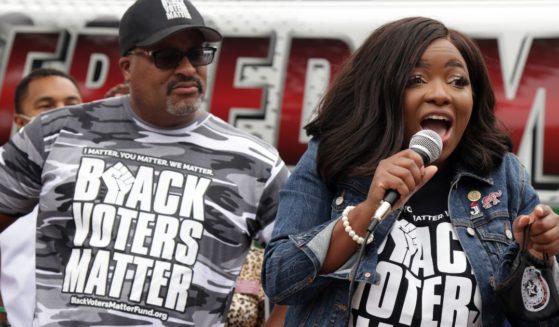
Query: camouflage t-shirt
0 96 289 326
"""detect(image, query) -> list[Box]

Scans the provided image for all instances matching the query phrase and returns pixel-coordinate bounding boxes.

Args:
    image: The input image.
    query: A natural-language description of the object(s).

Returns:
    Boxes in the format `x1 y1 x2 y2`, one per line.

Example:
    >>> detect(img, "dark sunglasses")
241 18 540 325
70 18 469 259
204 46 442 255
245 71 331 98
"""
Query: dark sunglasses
128 47 217 69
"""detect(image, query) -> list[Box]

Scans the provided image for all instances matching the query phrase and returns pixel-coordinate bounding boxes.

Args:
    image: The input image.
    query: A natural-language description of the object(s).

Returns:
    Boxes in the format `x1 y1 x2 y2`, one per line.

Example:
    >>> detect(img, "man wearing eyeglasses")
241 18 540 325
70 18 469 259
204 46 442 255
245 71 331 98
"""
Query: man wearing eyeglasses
0 0 289 326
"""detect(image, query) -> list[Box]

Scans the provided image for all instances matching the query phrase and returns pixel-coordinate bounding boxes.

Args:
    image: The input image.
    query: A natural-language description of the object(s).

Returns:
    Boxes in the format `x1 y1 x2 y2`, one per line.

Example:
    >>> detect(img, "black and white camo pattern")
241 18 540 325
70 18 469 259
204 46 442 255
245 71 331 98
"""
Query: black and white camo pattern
0 96 289 326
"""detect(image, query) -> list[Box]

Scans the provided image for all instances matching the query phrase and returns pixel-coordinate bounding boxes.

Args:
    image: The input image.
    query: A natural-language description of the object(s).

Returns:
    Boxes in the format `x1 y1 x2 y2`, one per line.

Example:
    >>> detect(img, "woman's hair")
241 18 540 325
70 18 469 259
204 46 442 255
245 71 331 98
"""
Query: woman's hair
305 16 512 188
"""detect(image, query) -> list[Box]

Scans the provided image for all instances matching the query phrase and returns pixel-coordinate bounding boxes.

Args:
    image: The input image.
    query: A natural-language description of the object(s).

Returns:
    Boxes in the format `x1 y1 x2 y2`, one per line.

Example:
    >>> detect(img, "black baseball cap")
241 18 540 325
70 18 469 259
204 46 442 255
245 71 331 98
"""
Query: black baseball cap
119 0 222 56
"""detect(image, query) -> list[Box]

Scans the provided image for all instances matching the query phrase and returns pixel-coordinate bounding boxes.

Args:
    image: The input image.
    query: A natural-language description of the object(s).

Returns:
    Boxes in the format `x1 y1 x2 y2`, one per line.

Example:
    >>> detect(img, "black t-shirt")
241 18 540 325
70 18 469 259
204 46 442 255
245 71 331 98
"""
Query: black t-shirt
351 166 482 327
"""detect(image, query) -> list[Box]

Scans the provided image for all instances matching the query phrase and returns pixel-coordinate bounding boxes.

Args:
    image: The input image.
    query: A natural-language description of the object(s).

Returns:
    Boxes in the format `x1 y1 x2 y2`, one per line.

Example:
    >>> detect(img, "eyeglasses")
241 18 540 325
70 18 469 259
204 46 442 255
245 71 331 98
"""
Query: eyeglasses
128 47 217 70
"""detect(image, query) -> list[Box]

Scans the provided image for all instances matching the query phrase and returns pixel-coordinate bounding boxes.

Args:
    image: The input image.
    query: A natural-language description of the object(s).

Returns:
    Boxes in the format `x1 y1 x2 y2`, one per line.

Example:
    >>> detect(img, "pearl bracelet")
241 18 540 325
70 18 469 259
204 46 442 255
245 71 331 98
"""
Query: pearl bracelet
341 206 374 245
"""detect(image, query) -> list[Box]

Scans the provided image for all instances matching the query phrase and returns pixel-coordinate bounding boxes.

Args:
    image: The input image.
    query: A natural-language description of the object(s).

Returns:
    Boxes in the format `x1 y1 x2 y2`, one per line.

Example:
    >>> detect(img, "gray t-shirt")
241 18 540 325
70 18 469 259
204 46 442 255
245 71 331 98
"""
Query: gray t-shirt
0 96 289 326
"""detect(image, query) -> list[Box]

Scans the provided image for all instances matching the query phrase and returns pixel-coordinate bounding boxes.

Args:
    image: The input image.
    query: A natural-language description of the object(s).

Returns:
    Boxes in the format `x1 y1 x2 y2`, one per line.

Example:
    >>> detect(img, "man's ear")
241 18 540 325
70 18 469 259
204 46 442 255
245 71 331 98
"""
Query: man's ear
14 114 26 129
119 57 131 82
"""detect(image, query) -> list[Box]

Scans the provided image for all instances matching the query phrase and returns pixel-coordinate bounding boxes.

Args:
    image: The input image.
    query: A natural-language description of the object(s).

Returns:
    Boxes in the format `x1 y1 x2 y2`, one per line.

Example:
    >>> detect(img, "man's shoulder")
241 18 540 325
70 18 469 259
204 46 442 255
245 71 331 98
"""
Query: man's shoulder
204 113 281 156
36 97 129 134
42 96 126 121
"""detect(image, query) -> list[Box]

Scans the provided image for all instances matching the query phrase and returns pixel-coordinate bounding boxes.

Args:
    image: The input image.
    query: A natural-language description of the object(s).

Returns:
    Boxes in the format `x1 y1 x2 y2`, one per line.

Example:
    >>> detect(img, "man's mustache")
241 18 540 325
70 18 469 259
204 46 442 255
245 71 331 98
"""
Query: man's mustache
166 76 203 95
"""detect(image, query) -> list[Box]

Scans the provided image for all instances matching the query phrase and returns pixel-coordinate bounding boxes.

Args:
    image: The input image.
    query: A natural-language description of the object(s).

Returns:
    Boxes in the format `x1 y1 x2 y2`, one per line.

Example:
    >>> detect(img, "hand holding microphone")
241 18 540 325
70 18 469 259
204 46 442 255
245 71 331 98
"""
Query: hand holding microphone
366 130 443 232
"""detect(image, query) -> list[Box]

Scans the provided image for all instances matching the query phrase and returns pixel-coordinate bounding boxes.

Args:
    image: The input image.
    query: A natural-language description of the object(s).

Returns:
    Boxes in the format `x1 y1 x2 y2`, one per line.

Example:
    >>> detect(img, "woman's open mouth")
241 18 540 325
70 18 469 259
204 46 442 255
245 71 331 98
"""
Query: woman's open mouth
420 114 452 141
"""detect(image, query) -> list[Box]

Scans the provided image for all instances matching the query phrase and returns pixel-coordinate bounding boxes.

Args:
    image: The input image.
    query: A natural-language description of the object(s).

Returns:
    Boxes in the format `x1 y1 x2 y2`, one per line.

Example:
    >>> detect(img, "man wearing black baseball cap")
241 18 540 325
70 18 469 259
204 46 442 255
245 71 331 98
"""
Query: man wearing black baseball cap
118 0 222 128
119 0 222 56
0 0 289 325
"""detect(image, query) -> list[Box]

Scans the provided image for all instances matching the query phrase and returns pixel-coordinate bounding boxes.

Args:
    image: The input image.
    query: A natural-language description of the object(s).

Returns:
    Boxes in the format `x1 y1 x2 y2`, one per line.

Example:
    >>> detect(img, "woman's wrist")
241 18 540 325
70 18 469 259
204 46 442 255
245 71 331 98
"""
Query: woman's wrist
341 206 374 245
355 200 377 219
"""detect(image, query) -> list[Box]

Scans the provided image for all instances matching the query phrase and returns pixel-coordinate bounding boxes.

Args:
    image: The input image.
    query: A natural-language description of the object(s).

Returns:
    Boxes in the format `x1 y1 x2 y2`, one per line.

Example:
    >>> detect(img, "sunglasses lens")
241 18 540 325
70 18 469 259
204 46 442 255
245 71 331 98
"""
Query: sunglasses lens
152 49 183 69
150 47 216 69
187 48 215 67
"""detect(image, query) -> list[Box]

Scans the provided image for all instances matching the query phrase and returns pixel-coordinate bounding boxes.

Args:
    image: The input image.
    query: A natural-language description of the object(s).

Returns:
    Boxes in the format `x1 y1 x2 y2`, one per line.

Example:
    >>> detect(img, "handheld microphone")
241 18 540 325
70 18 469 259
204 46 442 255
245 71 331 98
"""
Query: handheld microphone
370 129 443 226
347 132 442 323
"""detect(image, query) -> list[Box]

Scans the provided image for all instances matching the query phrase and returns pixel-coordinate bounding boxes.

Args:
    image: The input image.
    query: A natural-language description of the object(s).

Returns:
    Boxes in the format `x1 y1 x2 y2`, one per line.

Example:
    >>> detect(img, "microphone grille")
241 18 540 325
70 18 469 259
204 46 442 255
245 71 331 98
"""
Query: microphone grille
409 130 443 165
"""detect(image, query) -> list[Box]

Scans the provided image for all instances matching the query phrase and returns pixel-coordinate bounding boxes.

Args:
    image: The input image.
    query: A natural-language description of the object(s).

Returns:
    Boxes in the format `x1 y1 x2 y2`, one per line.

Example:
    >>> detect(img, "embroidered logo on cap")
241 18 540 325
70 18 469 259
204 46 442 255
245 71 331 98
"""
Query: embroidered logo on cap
161 0 192 20
522 266 551 312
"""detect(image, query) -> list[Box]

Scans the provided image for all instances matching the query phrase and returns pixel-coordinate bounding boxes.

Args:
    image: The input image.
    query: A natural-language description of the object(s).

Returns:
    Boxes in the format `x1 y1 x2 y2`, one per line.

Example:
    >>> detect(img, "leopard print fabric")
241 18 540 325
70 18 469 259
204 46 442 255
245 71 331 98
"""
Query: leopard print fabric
226 245 265 327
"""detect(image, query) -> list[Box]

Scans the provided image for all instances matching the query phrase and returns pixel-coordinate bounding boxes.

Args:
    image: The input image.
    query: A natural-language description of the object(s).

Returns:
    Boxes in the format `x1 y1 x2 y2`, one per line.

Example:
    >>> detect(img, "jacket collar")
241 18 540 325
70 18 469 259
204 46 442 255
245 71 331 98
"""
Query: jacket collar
452 161 494 186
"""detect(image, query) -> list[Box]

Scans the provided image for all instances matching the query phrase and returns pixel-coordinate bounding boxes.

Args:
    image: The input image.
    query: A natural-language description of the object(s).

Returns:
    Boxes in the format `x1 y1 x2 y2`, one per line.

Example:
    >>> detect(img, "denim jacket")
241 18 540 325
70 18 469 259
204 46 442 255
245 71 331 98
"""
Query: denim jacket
263 137 559 326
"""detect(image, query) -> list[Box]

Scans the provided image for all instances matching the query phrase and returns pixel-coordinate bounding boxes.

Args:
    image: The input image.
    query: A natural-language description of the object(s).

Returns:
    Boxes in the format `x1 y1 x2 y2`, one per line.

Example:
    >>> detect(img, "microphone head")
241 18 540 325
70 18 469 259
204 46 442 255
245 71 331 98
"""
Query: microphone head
409 130 443 165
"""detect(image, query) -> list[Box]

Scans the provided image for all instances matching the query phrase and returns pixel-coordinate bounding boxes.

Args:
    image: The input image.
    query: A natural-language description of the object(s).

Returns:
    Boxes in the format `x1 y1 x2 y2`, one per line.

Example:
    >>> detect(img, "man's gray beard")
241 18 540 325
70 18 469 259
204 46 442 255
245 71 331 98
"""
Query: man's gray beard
166 97 203 117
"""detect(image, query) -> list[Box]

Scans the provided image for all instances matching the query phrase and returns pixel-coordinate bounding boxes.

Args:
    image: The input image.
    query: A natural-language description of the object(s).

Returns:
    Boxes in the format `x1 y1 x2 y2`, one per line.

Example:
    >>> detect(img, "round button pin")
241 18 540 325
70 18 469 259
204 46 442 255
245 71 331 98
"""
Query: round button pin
467 190 481 202
505 229 513 240
335 196 344 206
